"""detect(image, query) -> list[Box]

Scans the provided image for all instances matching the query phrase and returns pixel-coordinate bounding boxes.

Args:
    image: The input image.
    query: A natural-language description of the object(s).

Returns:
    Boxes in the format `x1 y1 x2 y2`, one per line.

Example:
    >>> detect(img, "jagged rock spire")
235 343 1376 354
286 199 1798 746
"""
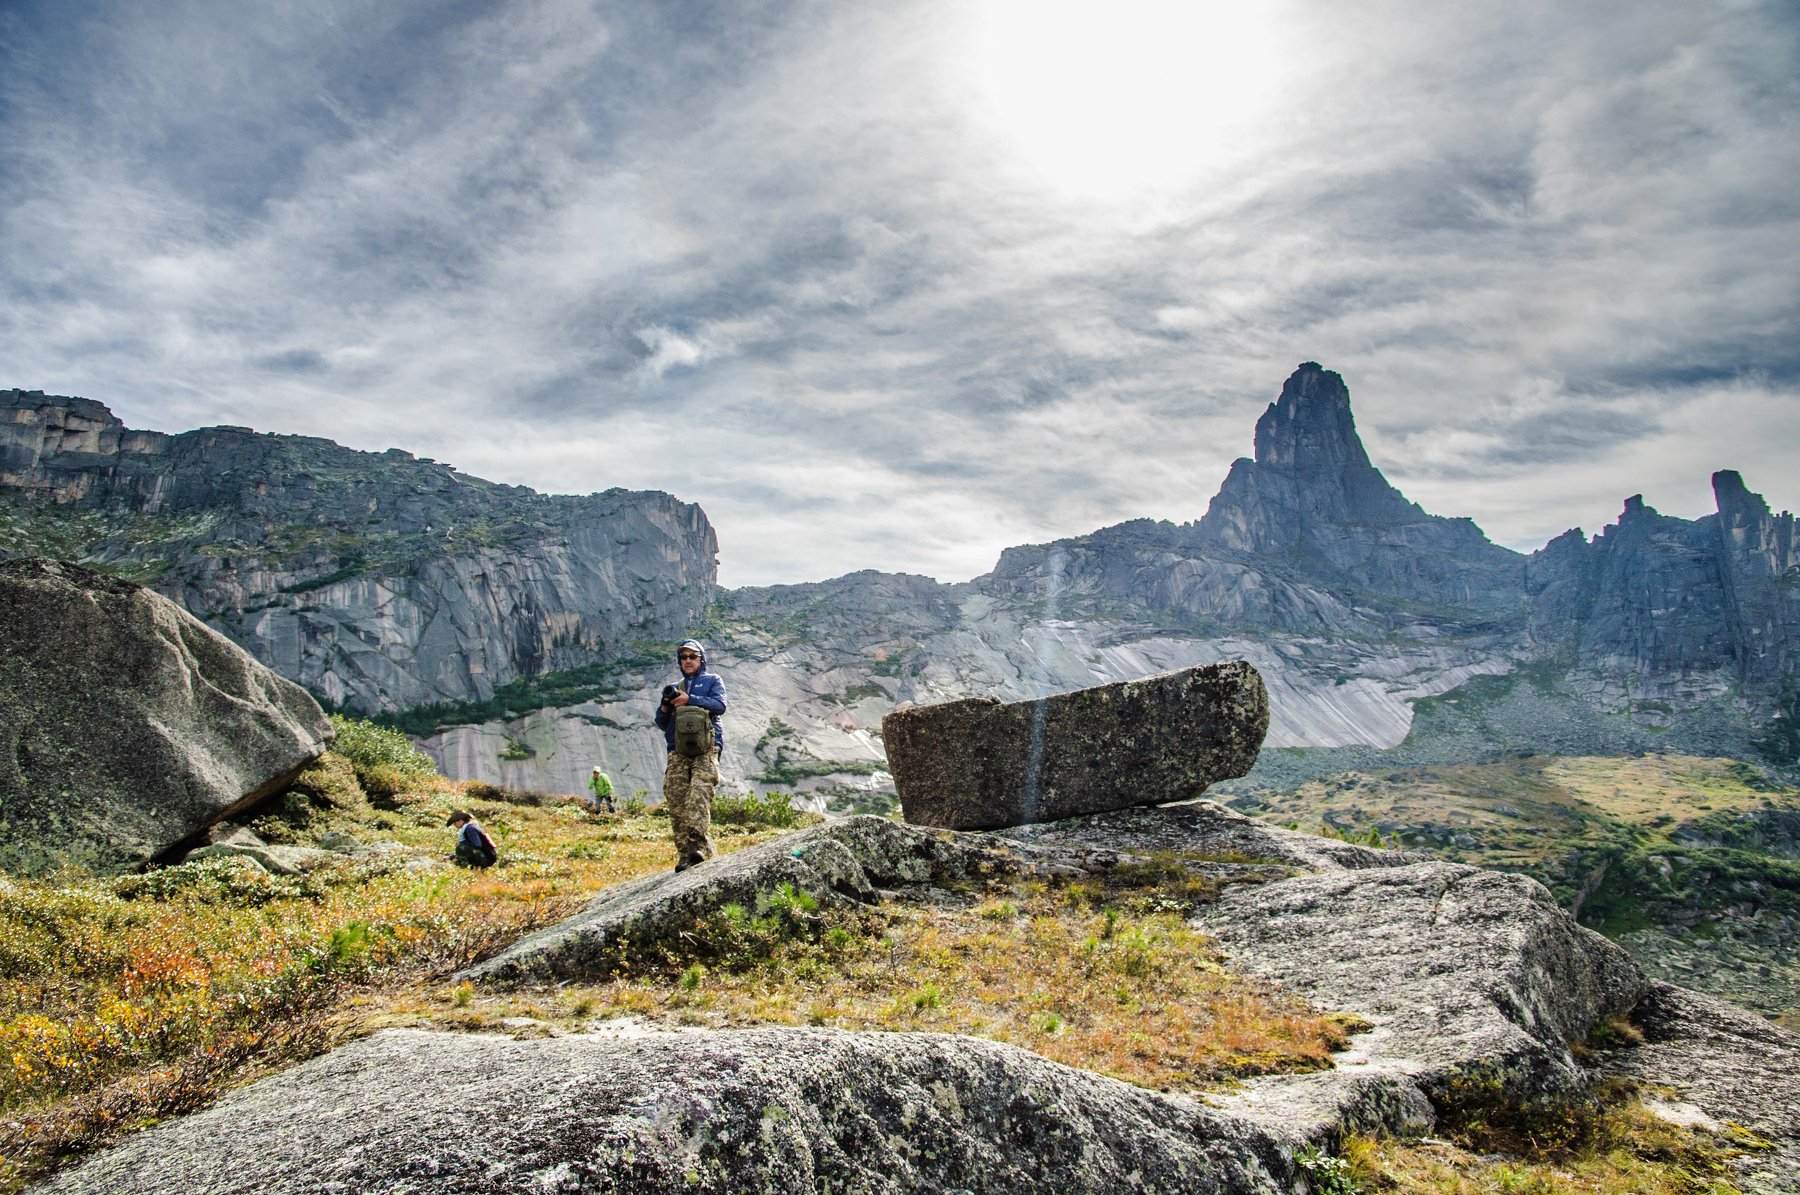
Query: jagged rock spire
1199 363 1425 555
1250 361 1375 474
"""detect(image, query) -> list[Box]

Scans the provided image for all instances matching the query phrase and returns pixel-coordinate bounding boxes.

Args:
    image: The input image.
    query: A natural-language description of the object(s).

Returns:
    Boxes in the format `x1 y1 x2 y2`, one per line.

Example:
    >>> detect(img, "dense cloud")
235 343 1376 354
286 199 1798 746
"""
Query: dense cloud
3 0 1796 584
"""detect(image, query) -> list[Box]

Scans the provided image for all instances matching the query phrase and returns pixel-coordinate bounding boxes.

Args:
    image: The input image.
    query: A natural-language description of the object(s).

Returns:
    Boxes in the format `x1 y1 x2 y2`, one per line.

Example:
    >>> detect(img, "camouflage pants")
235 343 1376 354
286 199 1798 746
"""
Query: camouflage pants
662 748 718 868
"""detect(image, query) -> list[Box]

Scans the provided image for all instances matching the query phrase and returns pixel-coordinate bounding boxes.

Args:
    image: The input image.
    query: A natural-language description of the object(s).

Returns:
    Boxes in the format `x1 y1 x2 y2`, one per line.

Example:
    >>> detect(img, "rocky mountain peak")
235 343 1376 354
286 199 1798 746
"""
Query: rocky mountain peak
1713 469 1771 523
1200 364 1424 551
1249 362 1372 475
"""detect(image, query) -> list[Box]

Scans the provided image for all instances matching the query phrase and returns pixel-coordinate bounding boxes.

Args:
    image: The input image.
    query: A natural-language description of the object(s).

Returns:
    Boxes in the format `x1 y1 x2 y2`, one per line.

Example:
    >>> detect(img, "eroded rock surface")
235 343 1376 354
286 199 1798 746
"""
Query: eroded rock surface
32 1025 1307 1195
1601 982 1800 1195
1202 863 1647 1103
0 558 331 875
1 391 718 714
885 661 1269 830
30 801 1799 1194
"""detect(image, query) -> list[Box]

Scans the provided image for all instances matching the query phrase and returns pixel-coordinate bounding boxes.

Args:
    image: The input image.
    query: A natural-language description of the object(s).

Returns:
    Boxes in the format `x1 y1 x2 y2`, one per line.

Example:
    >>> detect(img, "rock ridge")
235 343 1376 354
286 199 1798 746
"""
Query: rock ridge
1 389 719 713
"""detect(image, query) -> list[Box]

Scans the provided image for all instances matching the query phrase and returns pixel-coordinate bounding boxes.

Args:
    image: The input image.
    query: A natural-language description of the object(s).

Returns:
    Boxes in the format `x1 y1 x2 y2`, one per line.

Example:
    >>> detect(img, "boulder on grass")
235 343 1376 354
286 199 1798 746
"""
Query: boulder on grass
0 557 332 875
883 660 1269 831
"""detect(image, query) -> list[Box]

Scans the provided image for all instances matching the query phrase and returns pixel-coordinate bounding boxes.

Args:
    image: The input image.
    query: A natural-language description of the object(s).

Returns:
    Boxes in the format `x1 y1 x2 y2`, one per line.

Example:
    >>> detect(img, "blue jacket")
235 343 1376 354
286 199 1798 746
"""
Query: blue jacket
654 639 726 751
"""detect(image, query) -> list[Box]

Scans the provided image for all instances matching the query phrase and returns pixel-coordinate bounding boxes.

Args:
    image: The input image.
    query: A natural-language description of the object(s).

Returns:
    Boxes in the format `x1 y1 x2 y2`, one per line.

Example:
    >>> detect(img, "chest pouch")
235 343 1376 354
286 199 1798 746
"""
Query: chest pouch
674 704 713 757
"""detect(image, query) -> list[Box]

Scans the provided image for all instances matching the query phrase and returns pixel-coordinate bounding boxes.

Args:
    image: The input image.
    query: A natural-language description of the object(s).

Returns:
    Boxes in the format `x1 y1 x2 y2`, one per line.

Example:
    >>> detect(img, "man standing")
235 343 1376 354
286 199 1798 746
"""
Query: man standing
653 638 725 871
588 766 615 813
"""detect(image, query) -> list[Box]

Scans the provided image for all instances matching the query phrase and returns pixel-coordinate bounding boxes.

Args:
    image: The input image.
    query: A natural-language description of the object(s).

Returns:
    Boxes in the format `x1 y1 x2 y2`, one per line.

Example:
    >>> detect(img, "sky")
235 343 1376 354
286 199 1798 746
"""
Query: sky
2 0 1796 587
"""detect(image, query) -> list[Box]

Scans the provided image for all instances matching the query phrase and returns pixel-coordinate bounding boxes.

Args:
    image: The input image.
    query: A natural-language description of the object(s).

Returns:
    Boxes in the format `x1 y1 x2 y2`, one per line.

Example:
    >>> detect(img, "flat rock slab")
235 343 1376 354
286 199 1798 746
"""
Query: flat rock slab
0 558 331 875
461 816 1009 985
996 799 1413 873
1600 982 1800 1195
31 1025 1308 1195
884 661 1269 831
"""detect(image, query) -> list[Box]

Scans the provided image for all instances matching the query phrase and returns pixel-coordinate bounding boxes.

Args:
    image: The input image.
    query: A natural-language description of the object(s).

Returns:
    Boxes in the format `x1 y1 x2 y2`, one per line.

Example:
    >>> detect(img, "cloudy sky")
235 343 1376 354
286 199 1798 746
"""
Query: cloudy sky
3 0 1796 586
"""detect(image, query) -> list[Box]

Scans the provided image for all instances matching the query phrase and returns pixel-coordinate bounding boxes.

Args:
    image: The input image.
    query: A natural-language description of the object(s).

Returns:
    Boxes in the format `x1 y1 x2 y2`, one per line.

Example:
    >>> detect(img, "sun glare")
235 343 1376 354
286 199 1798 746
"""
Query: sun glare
963 0 1286 204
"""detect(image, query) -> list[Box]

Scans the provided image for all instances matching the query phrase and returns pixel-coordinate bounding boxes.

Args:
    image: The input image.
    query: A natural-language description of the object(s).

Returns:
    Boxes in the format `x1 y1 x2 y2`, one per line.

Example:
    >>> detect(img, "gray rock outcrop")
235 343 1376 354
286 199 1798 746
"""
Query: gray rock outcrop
884 661 1269 830
1 390 718 713
41 800 1748 1194
30 1025 1307 1195
1200 862 1647 1100
1602 982 1800 1195
182 825 340 875
1527 473 1800 715
984 363 1528 631
0 558 331 875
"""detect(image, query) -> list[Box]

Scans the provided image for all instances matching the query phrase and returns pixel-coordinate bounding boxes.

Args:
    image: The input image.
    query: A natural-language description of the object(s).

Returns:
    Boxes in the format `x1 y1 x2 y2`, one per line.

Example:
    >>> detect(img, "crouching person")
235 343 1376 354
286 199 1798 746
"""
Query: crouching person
653 638 725 871
447 809 498 868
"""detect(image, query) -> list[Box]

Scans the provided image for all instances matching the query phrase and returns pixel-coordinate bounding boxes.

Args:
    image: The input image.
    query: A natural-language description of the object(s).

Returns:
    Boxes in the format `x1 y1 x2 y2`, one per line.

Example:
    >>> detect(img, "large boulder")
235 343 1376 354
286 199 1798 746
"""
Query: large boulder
0 558 332 875
883 661 1269 830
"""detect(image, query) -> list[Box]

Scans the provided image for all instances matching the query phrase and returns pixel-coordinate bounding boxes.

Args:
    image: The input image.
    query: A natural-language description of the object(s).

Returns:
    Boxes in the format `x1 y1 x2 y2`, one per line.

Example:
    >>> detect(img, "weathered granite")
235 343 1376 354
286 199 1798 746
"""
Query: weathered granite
1600 982 1800 1195
985 364 1528 627
182 825 340 875
884 661 1269 830
0 390 718 714
1527 472 1800 713
0 558 332 875
999 798 1415 872
28 1025 1310 1195
1199 862 1648 1103
37 803 1714 1195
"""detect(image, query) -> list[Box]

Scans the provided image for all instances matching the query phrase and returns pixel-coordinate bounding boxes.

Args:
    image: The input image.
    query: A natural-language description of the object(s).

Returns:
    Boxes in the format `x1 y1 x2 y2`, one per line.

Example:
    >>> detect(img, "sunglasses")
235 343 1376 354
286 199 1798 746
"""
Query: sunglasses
677 652 700 659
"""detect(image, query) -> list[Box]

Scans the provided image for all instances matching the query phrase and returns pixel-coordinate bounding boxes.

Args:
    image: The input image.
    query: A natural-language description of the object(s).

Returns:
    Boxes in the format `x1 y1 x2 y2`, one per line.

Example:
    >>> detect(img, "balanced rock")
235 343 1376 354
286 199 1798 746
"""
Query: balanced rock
883 660 1268 830
0 558 331 875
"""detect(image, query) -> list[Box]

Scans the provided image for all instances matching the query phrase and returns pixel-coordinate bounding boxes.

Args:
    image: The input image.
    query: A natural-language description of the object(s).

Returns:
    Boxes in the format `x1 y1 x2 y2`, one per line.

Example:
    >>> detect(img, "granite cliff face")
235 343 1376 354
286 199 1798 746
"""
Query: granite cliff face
1 389 718 713
1529 471 1800 714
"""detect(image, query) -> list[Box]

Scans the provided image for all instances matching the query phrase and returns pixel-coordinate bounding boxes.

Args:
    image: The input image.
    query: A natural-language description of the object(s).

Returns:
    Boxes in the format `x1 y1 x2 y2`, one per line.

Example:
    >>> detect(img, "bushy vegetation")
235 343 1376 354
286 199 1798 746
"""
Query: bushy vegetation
711 790 814 829
327 715 437 791
1338 1077 1756 1194
751 756 886 787
0 766 795 1191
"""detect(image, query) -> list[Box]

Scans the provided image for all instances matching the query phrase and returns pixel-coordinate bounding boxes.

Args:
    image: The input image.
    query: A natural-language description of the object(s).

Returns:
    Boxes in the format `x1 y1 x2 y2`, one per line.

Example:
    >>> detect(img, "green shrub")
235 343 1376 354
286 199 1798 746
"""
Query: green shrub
328 715 438 790
1294 1146 1362 1194
713 790 807 829
111 856 325 906
358 764 411 802
906 982 944 1012
460 781 574 809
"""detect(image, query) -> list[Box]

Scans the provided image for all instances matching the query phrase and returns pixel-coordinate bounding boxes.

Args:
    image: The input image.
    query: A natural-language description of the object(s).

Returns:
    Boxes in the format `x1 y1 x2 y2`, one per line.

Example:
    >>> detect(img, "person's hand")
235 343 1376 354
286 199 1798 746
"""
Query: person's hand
671 692 689 707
